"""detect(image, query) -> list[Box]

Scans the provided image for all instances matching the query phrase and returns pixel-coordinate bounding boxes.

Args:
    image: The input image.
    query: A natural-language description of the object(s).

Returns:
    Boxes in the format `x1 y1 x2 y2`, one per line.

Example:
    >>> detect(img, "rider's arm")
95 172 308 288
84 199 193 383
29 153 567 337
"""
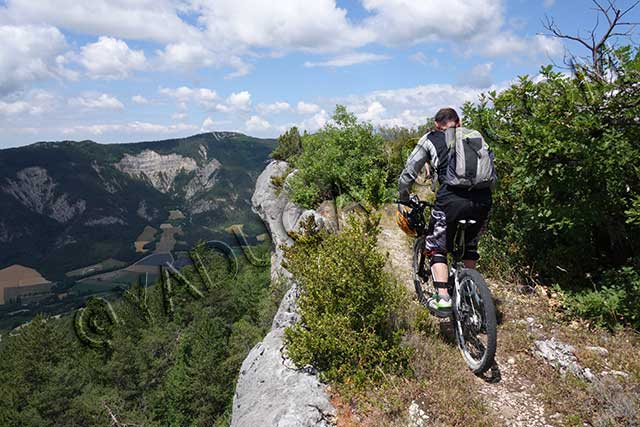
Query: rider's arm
398 134 431 202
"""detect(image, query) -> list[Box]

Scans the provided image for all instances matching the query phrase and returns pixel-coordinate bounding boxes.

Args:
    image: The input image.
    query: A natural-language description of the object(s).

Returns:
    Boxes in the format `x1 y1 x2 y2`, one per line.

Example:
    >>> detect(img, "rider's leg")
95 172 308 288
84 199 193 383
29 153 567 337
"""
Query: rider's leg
424 207 450 299
461 204 490 270
431 254 449 299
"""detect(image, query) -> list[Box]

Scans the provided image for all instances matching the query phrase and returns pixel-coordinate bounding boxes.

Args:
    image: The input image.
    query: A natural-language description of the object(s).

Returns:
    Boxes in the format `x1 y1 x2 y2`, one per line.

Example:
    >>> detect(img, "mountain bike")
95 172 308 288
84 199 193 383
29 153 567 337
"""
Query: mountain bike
396 195 497 374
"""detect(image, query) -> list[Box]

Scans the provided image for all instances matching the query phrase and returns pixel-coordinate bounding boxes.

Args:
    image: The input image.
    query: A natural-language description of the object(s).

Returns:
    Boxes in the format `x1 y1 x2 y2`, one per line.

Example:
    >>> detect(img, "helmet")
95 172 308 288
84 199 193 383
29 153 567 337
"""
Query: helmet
396 205 417 236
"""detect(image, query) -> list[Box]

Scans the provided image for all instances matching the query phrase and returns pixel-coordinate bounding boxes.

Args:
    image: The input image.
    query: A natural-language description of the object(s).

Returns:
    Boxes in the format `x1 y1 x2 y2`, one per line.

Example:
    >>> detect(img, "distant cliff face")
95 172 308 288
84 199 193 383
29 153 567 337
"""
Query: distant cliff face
2 166 86 223
0 132 276 279
115 150 199 193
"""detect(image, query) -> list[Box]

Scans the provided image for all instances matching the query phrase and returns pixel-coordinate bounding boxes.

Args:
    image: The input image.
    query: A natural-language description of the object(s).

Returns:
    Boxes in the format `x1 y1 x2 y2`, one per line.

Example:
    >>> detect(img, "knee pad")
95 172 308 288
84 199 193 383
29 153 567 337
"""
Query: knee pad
430 253 447 267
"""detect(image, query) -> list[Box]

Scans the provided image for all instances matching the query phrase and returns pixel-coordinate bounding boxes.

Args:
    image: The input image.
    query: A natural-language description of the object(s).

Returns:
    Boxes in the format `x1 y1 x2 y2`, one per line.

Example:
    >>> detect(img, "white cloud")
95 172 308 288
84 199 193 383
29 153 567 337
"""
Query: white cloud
69 93 124 110
245 115 271 132
3 0 199 44
159 86 219 109
257 101 291 114
156 42 218 70
534 34 563 57
63 121 198 136
0 90 56 115
304 52 390 67
333 81 512 129
193 0 373 53
0 25 73 94
172 112 187 121
216 91 252 112
298 109 330 132
409 52 439 67
201 116 230 131
358 101 386 122
362 0 503 45
131 95 149 104
79 37 146 79
482 33 562 58
297 101 320 115
459 63 494 88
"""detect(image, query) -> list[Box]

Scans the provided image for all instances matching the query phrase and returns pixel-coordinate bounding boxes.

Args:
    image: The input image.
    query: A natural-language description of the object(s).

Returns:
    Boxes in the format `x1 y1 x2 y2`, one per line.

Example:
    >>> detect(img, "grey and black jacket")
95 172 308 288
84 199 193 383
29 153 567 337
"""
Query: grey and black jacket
398 130 449 202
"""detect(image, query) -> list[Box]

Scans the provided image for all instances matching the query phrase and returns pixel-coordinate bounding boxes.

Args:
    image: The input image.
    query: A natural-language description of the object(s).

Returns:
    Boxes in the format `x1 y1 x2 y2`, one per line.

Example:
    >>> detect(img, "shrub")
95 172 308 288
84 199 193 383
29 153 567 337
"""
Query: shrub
271 127 302 161
463 48 640 323
563 265 640 329
288 106 391 209
283 214 412 386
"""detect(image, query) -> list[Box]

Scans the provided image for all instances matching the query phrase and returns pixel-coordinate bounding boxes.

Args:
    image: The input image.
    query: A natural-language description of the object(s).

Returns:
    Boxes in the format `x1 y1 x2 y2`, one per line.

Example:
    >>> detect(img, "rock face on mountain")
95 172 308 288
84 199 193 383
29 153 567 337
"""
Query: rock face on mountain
231 160 336 427
2 166 86 223
183 157 222 200
115 150 199 193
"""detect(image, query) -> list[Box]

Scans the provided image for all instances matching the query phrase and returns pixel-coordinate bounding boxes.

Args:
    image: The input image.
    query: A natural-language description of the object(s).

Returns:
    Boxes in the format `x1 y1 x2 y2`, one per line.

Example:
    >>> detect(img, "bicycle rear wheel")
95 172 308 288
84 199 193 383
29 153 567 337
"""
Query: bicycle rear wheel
412 236 431 305
453 268 497 374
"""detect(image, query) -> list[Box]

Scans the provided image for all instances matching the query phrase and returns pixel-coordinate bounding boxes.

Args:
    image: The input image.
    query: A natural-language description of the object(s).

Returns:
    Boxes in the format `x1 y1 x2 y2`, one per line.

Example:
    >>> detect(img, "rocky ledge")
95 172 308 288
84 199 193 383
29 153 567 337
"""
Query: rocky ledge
230 160 336 427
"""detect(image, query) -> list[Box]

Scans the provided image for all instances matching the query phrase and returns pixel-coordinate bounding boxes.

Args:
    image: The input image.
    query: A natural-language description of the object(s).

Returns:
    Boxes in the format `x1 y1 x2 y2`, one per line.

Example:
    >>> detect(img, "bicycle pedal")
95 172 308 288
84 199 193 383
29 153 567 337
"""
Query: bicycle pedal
427 305 452 319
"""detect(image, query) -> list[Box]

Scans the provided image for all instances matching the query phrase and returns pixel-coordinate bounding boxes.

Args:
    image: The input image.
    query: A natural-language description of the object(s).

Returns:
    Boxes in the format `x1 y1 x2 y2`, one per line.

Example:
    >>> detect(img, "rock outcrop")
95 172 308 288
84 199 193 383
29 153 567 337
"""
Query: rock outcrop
534 337 595 381
2 166 86 223
114 147 222 198
183 158 221 200
231 160 336 427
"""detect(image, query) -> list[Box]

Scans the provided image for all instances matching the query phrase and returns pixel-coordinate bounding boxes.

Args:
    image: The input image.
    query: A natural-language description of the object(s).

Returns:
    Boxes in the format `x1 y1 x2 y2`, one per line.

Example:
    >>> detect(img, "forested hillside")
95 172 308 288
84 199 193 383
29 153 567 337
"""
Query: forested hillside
0 244 279 426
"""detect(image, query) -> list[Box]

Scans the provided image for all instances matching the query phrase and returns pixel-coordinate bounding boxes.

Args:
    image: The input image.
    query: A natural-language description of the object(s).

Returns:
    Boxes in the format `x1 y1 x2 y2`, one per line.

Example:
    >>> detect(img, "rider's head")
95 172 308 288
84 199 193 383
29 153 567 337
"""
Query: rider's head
434 108 460 130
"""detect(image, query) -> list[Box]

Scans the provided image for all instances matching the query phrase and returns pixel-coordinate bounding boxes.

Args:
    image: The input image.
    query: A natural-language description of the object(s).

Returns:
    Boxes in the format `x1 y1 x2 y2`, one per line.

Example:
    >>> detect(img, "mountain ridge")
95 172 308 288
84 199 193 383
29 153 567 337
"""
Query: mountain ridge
0 131 276 280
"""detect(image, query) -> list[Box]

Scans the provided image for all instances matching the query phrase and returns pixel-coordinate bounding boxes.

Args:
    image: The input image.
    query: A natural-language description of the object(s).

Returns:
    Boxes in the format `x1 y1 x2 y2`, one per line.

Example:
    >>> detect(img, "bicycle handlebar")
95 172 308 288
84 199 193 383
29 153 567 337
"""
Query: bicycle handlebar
394 197 434 210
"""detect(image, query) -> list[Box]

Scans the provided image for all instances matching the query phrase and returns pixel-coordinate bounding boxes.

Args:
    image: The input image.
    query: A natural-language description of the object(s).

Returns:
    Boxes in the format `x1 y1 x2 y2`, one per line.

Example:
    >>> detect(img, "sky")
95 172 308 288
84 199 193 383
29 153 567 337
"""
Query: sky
0 0 637 148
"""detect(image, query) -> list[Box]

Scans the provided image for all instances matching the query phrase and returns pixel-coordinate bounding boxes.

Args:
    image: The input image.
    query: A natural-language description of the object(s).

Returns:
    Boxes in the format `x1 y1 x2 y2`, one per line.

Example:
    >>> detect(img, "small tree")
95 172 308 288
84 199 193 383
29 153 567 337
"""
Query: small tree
543 0 639 81
288 106 391 209
271 126 302 161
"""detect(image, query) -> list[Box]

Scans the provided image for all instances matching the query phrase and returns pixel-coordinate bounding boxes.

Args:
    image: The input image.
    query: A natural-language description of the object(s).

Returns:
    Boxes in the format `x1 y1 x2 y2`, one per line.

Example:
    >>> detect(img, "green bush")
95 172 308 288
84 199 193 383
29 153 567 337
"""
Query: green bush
564 265 640 329
463 48 640 326
271 126 303 161
283 214 412 386
288 106 392 209
0 244 275 427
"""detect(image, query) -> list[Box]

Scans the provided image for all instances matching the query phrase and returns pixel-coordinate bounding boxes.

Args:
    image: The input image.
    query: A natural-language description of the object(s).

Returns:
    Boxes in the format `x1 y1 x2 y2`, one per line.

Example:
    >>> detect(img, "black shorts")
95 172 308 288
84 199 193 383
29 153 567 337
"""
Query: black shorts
424 185 492 261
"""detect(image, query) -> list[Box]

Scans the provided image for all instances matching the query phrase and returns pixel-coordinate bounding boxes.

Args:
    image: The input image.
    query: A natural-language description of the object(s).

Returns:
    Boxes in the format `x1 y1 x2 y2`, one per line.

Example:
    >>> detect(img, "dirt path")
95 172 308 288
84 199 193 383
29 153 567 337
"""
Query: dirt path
377 203 554 427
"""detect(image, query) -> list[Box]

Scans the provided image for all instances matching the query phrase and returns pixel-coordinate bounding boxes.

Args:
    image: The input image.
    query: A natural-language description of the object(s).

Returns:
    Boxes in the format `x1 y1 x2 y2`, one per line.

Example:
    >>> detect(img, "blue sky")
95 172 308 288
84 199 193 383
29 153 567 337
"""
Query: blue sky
0 0 637 148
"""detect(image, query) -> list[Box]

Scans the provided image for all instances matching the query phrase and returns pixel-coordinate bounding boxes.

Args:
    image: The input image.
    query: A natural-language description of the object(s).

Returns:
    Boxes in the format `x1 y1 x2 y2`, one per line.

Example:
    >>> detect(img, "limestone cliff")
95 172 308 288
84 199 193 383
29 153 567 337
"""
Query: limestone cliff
230 160 336 427
2 166 86 223
114 146 222 199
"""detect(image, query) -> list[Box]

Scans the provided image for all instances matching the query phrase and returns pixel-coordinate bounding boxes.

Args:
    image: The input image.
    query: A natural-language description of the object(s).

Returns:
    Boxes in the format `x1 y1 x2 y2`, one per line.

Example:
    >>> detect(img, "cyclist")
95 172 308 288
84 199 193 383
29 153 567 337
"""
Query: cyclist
398 108 493 317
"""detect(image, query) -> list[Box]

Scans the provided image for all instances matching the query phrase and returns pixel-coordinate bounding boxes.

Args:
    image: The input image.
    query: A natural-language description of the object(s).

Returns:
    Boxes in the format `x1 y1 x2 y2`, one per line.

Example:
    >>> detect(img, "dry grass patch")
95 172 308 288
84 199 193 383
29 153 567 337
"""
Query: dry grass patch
332 304 493 427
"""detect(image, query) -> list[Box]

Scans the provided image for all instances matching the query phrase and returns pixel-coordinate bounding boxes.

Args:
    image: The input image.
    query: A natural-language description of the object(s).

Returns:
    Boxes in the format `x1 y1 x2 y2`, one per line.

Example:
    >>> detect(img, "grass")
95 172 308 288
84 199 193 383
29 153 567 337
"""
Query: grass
328 271 640 426
330 303 494 426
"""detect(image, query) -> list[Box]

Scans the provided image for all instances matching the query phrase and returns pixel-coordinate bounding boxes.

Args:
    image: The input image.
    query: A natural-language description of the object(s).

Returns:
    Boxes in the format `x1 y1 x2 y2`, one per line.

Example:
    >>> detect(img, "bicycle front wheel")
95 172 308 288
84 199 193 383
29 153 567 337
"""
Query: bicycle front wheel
453 268 497 374
412 236 430 306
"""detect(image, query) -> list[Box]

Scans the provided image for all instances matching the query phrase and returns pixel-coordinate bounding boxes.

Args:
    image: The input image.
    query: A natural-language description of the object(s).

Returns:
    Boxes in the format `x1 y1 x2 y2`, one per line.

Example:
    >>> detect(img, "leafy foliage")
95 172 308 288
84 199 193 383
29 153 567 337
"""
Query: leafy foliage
287 106 395 209
271 126 303 161
0 245 276 426
283 215 412 386
464 47 640 327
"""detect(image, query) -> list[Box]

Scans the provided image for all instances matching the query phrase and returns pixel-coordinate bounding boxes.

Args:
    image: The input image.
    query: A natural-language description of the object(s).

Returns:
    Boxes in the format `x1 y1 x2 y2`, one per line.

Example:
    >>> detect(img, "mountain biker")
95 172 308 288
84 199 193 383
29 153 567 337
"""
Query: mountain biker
398 108 493 317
